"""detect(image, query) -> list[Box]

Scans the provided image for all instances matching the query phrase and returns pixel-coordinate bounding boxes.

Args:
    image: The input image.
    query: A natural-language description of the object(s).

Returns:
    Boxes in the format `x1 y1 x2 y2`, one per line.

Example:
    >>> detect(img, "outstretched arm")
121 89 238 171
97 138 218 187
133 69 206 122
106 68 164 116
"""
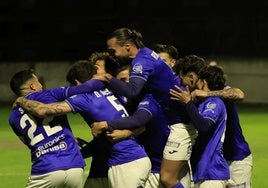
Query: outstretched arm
191 87 245 102
14 97 72 118
91 109 152 137
66 79 105 97
93 73 146 99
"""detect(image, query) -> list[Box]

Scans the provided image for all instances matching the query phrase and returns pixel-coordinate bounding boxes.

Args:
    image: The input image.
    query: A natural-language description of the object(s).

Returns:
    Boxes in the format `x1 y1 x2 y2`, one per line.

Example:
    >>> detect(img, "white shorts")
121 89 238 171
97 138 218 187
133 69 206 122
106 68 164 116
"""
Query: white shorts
108 157 151 188
26 168 84 188
194 180 228 188
228 154 253 188
83 177 109 188
146 163 193 188
163 123 197 161
144 173 165 188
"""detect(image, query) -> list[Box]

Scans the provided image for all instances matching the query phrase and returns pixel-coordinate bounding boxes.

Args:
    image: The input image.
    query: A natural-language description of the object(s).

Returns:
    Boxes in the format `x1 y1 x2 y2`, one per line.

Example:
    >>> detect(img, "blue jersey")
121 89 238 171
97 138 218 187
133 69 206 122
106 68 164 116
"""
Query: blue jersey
130 47 190 124
137 94 170 173
8 88 86 175
223 100 251 161
65 88 148 168
190 97 229 182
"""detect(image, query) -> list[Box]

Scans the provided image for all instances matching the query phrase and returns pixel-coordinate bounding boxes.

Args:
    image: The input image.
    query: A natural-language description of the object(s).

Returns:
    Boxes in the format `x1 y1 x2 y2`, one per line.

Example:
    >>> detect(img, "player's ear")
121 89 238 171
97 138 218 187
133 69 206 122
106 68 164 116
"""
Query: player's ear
124 42 131 52
30 83 35 90
74 79 81 86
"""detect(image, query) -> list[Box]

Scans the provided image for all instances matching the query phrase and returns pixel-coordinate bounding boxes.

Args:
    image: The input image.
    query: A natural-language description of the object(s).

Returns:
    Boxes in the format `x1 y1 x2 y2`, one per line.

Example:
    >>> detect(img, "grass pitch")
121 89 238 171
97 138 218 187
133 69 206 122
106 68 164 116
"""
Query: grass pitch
0 103 267 187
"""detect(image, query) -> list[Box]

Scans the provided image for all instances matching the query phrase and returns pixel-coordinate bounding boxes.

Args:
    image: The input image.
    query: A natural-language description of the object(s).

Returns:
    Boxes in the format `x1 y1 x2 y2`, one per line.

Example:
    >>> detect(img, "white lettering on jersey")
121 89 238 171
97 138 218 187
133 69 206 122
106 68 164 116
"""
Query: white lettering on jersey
94 88 112 98
151 51 159 60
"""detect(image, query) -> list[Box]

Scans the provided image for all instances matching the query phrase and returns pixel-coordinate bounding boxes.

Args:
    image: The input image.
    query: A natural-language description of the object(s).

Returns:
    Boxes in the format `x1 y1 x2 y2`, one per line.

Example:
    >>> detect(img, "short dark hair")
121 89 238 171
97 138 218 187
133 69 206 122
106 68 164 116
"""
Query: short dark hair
10 69 35 96
89 51 119 77
152 44 179 60
66 60 97 85
199 65 226 90
178 54 207 76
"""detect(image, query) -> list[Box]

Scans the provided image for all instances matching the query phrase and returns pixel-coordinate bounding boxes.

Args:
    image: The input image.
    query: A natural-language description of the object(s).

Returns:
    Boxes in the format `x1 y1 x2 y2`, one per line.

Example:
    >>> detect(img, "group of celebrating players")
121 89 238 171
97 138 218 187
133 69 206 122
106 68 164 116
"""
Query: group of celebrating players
9 27 252 188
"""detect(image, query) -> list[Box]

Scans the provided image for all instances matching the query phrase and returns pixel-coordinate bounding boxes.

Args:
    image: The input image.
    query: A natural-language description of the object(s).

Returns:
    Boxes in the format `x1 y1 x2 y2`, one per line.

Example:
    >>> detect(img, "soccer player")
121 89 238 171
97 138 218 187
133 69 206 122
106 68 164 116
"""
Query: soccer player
151 43 179 68
8 69 87 188
93 27 197 188
191 64 253 188
91 65 171 188
170 63 230 187
14 60 151 188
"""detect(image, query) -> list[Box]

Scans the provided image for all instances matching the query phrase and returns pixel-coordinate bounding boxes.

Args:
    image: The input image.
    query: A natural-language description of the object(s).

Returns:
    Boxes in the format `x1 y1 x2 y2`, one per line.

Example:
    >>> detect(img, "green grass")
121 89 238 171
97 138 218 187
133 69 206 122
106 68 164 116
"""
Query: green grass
1 103 268 187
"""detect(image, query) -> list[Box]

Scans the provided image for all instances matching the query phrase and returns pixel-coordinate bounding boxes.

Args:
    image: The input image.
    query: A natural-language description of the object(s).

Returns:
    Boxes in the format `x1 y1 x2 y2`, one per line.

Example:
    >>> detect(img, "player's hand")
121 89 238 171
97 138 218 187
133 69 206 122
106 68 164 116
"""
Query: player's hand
106 129 132 143
169 85 191 104
12 96 24 109
191 89 208 103
91 121 109 137
75 137 89 148
92 73 112 82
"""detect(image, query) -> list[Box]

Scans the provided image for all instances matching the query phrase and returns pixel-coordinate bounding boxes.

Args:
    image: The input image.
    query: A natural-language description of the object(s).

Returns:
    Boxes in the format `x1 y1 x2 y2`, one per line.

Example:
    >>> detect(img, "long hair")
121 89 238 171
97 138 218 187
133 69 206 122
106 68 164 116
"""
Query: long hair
108 27 144 48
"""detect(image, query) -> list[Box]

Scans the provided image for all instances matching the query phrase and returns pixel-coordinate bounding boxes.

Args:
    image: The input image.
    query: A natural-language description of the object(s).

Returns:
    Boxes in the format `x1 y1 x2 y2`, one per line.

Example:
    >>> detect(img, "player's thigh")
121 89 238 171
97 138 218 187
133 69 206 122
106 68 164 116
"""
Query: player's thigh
163 123 197 161
145 173 165 188
194 180 228 188
108 157 151 188
27 168 83 188
64 168 84 188
228 154 253 188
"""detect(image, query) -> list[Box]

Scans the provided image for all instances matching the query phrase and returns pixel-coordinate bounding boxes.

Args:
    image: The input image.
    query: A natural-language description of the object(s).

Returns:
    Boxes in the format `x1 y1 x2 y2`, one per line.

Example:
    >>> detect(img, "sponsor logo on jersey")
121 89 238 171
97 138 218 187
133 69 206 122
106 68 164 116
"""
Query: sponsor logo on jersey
35 134 67 158
35 141 68 158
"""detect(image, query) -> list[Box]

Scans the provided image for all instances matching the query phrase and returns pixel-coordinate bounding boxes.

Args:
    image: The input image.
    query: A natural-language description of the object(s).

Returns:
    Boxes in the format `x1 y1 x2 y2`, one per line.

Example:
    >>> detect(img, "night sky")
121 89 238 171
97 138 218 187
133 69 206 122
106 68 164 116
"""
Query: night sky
1 0 268 61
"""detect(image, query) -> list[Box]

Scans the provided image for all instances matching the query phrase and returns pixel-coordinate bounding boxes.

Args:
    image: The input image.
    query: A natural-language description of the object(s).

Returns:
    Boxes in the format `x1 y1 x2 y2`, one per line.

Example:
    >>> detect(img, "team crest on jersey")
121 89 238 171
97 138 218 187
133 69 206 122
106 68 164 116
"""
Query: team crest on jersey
204 102 216 113
132 63 143 74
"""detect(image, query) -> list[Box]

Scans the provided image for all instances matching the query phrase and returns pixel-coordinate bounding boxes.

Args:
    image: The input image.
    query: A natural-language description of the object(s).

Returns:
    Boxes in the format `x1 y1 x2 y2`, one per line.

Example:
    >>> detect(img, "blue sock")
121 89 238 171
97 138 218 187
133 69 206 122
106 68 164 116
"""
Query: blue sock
171 181 184 188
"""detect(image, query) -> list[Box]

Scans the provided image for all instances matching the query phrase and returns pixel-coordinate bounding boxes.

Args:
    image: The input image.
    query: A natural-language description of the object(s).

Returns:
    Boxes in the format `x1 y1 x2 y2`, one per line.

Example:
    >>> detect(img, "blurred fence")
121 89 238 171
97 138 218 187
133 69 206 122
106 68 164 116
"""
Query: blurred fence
1 57 268 104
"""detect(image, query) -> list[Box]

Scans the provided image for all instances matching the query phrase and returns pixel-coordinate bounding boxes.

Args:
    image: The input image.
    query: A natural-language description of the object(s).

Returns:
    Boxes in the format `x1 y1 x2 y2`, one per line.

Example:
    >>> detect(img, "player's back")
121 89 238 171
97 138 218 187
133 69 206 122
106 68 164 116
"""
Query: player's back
8 89 85 175
223 100 251 161
66 88 128 123
191 96 229 182
132 47 190 124
66 88 148 167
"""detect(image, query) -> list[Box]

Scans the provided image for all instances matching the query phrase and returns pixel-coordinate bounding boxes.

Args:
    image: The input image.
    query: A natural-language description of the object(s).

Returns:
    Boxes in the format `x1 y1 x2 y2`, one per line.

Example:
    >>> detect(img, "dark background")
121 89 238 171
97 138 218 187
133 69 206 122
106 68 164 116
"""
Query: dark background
1 0 268 62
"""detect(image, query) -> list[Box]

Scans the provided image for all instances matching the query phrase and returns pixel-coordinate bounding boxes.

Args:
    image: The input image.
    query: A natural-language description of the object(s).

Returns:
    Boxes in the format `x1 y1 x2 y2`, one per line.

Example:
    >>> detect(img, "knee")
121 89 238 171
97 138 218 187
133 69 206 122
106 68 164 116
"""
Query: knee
160 173 176 188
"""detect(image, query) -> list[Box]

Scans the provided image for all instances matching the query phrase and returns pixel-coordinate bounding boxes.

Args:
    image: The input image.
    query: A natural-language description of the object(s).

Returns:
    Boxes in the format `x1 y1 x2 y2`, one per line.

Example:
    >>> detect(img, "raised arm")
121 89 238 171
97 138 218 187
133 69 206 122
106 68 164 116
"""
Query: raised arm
66 79 105 97
169 85 214 132
14 97 72 118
